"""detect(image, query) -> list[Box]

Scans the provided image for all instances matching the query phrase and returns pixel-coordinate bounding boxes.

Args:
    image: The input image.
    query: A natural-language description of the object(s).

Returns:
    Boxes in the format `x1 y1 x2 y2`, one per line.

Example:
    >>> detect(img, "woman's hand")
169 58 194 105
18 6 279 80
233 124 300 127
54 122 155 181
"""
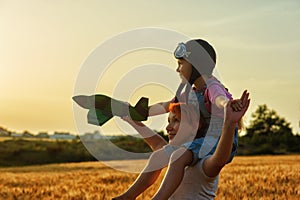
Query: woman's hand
230 99 243 112
225 90 250 124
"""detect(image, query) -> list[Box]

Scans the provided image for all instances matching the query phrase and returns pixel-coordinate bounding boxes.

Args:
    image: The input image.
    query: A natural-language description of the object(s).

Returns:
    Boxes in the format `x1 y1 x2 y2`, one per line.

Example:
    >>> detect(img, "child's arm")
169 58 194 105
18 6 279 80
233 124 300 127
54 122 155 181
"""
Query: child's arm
215 95 243 112
208 80 243 112
203 90 250 177
122 116 168 151
148 101 171 116
214 95 229 109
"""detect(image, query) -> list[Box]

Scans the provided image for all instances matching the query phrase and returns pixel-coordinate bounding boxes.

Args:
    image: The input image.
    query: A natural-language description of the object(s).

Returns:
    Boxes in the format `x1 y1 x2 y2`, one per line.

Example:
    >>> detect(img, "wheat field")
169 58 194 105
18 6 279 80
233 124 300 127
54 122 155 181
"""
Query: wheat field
0 155 299 200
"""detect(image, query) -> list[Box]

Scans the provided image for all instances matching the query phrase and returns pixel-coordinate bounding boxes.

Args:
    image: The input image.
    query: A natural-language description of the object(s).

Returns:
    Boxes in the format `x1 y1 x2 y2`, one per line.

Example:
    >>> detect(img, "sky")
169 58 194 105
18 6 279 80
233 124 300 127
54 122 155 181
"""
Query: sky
0 0 299 136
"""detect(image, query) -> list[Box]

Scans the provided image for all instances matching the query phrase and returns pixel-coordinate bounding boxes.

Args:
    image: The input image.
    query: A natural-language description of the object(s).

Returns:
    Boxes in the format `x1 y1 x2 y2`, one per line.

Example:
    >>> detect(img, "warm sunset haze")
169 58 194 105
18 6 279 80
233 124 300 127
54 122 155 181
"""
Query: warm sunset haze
0 1 299 136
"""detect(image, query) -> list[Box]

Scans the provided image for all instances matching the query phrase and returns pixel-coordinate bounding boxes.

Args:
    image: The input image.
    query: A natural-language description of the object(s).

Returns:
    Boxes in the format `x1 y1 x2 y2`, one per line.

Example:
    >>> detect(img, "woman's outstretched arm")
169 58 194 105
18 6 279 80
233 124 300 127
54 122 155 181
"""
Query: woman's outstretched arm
148 101 171 116
203 90 250 177
122 116 168 151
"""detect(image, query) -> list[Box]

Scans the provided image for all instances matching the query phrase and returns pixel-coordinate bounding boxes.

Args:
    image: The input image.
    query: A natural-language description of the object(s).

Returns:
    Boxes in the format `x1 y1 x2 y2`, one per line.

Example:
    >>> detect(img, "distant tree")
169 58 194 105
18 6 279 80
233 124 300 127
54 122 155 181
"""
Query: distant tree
244 104 297 154
54 131 70 135
22 130 34 138
37 132 49 138
155 130 169 141
246 104 293 138
0 126 10 136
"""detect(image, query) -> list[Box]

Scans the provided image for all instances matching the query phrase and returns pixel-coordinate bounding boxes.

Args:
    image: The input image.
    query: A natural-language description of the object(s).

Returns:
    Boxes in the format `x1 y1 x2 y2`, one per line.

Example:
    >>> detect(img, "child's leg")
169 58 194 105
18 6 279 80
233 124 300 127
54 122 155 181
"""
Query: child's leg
206 126 238 163
151 147 193 200
113 148 170 200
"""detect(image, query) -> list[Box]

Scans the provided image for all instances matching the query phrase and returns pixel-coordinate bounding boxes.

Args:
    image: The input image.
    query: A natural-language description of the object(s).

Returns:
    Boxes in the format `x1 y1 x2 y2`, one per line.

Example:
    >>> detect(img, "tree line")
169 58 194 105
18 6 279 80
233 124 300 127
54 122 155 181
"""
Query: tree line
238 104 300 155
0 104 299 166
112 104 300 155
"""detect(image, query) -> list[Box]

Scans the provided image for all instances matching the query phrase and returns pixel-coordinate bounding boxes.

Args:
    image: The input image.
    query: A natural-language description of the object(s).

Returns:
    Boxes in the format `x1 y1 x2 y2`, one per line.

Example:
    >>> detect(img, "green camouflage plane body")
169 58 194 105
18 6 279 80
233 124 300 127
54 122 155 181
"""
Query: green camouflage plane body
73 94 149 126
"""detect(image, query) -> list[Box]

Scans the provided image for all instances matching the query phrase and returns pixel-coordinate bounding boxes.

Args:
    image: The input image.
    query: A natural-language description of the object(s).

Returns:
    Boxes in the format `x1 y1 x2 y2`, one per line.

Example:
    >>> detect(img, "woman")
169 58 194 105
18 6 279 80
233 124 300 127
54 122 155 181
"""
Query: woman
113 90 250 200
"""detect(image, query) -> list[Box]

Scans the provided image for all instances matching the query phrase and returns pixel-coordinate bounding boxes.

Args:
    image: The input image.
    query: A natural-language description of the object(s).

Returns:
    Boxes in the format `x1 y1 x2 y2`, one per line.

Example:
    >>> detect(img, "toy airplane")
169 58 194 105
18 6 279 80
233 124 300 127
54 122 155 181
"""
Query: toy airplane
72 94 149 126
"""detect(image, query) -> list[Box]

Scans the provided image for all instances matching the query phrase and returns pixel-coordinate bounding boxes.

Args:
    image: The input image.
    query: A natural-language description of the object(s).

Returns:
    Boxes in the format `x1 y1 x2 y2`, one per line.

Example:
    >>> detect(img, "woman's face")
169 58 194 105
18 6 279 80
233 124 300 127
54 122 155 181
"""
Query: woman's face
176 58 192 84
166 110 181 141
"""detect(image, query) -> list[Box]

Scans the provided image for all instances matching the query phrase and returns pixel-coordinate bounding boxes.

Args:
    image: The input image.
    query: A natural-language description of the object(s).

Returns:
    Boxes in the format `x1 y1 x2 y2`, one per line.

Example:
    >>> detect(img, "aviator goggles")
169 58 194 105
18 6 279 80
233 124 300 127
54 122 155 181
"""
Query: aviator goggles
174 42 191 59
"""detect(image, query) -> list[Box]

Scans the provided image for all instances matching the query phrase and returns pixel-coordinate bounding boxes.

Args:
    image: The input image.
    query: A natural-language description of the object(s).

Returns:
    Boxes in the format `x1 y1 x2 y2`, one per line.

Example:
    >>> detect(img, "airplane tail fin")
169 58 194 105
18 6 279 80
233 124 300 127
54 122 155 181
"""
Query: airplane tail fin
130 97 149 121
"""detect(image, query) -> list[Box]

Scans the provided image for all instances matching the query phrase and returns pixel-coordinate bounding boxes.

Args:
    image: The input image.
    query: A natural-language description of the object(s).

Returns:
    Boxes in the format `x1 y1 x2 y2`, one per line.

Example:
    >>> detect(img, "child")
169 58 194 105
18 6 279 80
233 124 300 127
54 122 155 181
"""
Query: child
149 39 242 162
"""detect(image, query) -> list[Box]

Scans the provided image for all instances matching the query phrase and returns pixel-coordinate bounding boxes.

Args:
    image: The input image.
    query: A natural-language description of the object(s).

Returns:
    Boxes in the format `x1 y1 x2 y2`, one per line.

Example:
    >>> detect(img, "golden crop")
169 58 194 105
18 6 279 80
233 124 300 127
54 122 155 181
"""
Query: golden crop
0 155 299 200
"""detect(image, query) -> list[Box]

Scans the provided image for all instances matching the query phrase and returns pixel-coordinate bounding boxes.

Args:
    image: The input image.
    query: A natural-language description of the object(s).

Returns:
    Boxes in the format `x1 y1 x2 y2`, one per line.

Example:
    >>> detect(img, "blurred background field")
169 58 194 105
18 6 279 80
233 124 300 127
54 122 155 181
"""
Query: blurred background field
1 103 299 167
0 155 299 200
